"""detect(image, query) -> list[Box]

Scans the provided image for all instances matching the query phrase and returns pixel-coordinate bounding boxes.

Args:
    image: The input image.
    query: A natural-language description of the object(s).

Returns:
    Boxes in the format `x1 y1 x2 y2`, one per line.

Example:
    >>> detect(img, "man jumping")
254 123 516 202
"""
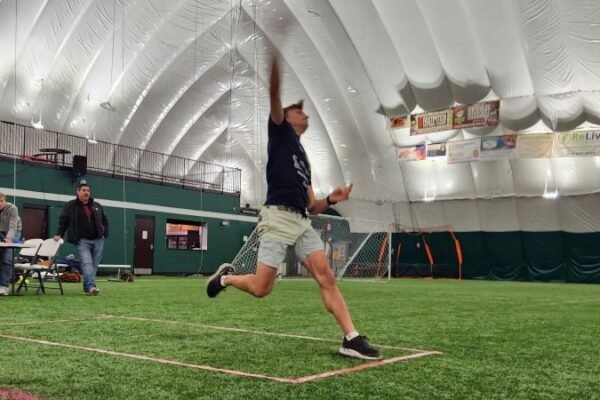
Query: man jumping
206 58 380 360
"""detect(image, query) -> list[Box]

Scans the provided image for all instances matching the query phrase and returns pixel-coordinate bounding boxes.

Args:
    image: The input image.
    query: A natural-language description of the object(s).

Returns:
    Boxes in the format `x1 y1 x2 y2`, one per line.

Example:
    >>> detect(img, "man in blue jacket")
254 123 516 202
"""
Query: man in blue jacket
54 180 108 295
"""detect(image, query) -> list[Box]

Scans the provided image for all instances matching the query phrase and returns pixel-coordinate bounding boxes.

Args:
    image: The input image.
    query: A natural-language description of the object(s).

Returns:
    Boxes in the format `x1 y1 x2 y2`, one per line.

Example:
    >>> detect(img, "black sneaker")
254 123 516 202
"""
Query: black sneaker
339 335 382 360
206 263 235 298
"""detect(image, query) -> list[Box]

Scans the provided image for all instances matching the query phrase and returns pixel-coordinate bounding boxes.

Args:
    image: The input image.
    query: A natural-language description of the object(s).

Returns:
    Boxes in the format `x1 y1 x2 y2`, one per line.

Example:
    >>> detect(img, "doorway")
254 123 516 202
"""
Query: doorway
134 215 155 275
22 205 48 240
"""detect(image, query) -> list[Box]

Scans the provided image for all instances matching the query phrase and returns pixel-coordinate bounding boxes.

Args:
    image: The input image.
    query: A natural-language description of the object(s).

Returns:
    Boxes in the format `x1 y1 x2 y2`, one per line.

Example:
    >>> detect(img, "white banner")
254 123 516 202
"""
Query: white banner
426 143 447 158
515 133 554 158
398 145 426 161
389 115 409 129
480 134 517 160
410 108 453 136
447 138 481 164
553 130 600 157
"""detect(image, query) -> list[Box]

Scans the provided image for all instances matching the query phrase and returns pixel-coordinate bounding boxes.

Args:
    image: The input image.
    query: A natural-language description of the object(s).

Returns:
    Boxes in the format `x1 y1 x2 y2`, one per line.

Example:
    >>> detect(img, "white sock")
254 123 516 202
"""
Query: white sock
345 331 359 341
220 275 228 287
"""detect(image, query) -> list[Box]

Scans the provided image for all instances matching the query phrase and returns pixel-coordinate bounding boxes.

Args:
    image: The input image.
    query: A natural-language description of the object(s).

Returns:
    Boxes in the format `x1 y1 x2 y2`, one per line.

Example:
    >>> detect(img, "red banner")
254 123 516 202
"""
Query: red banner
453 100 499 129
389 115 409 129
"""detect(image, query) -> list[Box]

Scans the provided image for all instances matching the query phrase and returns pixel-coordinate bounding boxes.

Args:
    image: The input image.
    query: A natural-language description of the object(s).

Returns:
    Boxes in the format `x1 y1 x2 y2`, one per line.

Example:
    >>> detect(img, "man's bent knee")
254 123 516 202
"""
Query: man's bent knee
245 266 277 298
252 287 273 298
250 281 273 298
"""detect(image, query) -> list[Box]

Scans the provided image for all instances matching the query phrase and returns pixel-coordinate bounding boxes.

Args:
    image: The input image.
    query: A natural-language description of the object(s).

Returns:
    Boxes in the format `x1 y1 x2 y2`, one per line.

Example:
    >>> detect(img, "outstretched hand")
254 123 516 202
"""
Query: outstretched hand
329 184 353 203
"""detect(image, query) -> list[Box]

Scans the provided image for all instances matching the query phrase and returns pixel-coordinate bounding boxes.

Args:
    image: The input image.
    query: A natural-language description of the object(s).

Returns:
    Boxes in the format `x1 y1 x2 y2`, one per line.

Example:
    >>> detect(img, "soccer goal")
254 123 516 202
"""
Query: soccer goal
392 224 463 280
230 214 391 280
335 230 391 280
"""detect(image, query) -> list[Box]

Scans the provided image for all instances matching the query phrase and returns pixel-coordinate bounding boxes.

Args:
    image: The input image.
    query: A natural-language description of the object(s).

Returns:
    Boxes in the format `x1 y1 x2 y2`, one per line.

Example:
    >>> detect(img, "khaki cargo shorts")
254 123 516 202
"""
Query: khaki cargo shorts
257 206 323 268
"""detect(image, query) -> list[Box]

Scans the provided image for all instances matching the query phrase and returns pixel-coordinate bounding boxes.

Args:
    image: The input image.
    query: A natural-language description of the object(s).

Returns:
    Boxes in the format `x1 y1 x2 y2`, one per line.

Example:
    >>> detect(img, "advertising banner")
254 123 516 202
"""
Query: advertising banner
515 133 554 158
398 144 426 161
410 108 453 136
453 100 500 129
389 115 410 129
426 143 447 158
447 138 481 164
553 130 600 157
480 133 517 160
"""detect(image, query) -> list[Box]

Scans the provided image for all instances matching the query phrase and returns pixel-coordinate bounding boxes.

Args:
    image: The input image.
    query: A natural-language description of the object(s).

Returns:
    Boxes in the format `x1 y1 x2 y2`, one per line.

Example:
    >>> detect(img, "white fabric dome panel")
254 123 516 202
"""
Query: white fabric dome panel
0 0 599 231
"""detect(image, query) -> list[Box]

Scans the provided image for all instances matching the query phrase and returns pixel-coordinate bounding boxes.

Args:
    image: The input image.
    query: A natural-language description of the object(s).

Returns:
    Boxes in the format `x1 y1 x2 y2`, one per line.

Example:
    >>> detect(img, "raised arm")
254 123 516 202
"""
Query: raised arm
270 58 284 125
306 184 353 215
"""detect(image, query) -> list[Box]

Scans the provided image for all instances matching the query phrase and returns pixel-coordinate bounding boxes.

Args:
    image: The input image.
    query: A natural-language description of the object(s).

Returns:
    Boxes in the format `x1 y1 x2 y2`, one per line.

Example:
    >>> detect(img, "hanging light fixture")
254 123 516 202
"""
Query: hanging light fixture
542 168 559 199
31 78 45 129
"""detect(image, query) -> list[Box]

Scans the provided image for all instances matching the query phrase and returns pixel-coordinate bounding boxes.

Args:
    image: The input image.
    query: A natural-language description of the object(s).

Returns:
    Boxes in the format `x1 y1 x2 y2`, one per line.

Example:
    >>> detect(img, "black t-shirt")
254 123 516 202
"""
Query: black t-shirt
264 117 311 212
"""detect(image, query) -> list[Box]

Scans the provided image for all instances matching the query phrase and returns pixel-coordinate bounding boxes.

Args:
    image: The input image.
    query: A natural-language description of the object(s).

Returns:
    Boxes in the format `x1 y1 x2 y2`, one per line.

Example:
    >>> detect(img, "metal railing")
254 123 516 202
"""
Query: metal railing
0 120 241 194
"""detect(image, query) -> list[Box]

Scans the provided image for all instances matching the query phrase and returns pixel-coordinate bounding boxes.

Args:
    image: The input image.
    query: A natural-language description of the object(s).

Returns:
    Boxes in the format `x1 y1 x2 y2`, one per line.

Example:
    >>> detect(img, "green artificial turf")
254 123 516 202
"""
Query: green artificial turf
0 278 598 399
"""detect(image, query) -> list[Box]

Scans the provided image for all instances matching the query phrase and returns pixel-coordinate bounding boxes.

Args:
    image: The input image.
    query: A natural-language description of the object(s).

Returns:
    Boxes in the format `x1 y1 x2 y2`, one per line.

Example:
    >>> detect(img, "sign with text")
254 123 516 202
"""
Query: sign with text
553 130 600 157
410 108 453 136
447 138 481 164
426 143 447 158
452 100 500 129
389 115 410 129
480 133 517 160
398 144 426 161
515 133 554 158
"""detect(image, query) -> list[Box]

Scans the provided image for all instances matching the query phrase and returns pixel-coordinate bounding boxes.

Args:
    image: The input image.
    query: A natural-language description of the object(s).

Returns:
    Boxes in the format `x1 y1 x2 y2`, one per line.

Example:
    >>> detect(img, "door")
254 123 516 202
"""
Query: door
134 215 154 275
22 205 48 240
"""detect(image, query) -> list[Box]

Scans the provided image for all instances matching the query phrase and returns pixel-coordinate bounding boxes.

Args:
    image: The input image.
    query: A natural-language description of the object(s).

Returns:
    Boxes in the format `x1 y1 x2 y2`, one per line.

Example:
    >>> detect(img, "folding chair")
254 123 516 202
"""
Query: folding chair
15 238 64 295
11 238 43 293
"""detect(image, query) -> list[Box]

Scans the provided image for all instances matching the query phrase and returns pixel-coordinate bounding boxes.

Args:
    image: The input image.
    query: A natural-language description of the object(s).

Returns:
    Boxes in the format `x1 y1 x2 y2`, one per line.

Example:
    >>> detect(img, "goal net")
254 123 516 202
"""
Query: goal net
335 231 391 280
231 214 391 280
230 218 462 281
392 224 463 279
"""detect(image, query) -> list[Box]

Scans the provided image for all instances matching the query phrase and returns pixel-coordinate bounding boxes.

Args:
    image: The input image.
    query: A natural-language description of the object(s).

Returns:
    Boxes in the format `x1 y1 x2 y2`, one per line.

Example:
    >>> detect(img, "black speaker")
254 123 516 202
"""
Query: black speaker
72 155 87 178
